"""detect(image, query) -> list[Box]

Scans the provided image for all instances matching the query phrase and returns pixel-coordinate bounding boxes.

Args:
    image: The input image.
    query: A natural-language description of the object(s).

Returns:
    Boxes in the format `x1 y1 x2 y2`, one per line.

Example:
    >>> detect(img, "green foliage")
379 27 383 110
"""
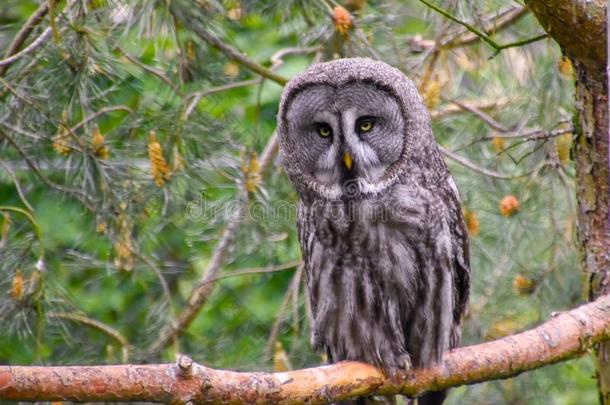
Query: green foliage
0 0 589 403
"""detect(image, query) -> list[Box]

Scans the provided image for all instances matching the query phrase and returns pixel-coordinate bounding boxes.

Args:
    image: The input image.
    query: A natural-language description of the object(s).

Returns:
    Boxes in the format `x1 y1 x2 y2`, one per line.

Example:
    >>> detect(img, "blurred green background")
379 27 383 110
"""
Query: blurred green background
0 1 591 403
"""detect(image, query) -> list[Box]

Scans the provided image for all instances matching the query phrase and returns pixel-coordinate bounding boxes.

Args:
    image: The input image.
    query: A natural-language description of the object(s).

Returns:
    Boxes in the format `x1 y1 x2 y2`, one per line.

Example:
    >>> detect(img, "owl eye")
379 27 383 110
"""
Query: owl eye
315 123 333 138
356 116 376 134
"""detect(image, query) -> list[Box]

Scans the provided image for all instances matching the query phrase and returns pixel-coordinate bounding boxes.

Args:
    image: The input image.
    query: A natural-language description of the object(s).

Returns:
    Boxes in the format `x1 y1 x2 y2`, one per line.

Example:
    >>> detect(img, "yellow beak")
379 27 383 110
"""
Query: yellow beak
343 152 353 170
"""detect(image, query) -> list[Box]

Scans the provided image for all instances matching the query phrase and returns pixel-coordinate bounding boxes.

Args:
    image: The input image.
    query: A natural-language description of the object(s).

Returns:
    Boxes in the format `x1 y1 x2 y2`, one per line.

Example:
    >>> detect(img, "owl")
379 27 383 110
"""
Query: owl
277 58 470 405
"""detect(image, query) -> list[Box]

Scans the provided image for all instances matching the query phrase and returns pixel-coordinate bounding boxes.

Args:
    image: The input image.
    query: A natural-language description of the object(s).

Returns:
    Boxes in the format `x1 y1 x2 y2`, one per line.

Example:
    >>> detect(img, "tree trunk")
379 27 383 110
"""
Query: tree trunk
575 57 610 403
525 0 610 402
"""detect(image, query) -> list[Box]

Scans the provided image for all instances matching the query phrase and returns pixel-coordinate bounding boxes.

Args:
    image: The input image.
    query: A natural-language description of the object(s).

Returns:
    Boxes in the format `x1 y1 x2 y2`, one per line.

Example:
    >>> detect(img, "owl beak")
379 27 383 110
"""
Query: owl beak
343 152 353 170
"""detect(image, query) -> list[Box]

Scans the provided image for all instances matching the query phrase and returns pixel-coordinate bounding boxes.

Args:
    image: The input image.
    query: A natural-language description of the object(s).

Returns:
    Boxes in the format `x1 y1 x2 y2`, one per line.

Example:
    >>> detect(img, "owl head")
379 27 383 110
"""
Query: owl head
278 58 444 200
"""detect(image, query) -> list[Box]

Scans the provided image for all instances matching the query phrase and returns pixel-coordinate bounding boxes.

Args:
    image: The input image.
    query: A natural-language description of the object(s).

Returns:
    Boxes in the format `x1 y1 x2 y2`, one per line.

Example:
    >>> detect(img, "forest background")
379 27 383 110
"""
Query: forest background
0 1 589 403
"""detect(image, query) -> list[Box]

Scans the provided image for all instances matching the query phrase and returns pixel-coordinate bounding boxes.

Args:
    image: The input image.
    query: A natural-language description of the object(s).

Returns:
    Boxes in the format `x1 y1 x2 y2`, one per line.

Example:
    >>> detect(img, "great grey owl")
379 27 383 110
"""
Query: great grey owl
277 58 470 405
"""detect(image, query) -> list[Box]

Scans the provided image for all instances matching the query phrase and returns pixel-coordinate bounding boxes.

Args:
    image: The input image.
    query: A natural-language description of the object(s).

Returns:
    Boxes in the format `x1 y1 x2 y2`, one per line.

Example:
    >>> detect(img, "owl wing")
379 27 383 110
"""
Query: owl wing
423 179 470 356
441 180 471 348
296 201 322 350
392 178 470 366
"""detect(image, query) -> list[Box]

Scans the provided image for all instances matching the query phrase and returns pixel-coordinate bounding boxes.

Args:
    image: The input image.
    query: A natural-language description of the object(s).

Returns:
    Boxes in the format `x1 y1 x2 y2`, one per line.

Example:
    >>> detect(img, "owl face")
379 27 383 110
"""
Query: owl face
284 82 406 196
279 58 439 200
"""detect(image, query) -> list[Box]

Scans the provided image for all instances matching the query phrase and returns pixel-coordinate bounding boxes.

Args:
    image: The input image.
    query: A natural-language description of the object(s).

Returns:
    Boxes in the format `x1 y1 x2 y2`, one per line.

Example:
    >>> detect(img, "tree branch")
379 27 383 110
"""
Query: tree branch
147 190 248 354
444 6 529 48
148 131 280 354
0 129 95 211
116 48 184 96
429 97 511 119
419 0 547 56
0 28 52 68
202 260 301 285
0 1 50 76
525 0 607 79
2 294 610 403
48 312 131 363
439 146 529 179
169 4 288 86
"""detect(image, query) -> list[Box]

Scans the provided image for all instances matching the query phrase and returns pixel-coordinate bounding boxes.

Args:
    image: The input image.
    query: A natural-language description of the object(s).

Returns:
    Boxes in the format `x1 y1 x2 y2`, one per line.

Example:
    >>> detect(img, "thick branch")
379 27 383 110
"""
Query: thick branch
525 0 607 79
2 294 610 403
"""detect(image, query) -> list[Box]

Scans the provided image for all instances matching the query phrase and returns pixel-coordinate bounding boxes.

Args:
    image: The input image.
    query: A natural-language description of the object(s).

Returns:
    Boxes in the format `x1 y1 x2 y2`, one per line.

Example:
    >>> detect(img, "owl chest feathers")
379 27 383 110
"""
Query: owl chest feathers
297 183 458 370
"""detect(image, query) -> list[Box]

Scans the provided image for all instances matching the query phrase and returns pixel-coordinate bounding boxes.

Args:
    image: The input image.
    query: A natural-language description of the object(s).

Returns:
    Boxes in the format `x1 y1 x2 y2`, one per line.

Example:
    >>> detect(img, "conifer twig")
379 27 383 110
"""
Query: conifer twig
183 47 318 119
184 79 262 119
0 205 44 258
0 2 50 76
168 4 288 86
131 251 176 321
483 125 573 140
443 6 529 48
264 264 304 360
418 0 547 56
147 187 248 354
48 312 130 362
0 28 53 68
448 99 511 132
148 131 281 354
0 159 34 212
0 129 95 210
201 260 301 285
439 146 529 179
117 48 184 96
69 106 133 133
429 98 512 119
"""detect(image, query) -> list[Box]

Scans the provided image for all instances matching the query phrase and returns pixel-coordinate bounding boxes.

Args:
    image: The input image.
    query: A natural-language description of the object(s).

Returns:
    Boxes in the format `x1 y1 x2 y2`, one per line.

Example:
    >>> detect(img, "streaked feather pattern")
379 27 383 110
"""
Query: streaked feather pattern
279 58 470 404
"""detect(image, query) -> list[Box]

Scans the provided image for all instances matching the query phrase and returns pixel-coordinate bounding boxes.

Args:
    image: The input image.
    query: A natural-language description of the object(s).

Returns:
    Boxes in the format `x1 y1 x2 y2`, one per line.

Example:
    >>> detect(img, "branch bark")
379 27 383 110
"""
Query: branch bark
526 0 607 80
2 294 610 403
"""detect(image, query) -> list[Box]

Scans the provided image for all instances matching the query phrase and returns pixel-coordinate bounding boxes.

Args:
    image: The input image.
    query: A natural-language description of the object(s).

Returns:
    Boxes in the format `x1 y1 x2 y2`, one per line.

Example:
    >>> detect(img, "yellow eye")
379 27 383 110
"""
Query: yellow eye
316 124 332 137
357 117 375 133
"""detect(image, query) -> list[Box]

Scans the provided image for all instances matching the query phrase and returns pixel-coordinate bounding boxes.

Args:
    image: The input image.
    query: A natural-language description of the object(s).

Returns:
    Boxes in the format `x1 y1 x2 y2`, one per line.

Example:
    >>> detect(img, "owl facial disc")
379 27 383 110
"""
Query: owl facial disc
278 57 438 200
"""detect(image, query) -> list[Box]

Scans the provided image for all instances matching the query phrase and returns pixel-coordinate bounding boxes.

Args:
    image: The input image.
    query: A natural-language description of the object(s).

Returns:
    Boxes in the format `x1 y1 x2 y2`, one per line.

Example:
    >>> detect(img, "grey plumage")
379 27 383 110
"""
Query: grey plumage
278 58 470 404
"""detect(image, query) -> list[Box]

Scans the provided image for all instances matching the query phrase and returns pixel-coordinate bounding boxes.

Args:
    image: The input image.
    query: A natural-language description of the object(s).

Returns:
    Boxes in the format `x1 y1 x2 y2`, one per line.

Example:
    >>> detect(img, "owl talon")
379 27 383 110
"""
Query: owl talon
397 354 412 371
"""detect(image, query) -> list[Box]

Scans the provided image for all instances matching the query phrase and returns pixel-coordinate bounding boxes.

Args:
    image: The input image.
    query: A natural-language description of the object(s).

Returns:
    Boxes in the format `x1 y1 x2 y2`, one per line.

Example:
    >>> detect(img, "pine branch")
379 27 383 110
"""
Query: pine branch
0 129 95 211
169 3 288 86
0 28 52 68
0 159 34 212
484 125 574 141
0 2 50 76
429 97 512 119
48 312 131 363
443 6 530 48
201 260 301 285
116 48 184 96
147 189 248 354
418 0 547 56
148 131 280 354
439 146 530 179
263 264 304 360
2 294 610 403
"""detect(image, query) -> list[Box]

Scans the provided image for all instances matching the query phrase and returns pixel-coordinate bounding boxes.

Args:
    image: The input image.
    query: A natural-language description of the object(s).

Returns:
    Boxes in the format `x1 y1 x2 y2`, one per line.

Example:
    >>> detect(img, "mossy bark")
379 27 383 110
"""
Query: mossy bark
526 0 610 402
